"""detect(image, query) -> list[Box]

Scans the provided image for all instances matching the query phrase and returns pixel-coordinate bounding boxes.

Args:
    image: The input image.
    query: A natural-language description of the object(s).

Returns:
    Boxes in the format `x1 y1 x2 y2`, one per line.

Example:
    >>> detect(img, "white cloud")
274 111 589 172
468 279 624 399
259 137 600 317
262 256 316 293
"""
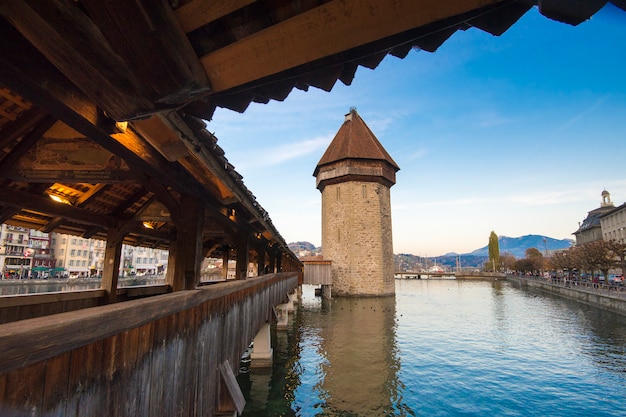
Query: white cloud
236 135 332 170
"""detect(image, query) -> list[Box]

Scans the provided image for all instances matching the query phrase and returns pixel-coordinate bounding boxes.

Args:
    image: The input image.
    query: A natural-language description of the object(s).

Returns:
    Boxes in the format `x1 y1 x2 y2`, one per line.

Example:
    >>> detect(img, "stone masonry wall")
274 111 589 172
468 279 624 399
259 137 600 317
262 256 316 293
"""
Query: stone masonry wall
321 181 395 296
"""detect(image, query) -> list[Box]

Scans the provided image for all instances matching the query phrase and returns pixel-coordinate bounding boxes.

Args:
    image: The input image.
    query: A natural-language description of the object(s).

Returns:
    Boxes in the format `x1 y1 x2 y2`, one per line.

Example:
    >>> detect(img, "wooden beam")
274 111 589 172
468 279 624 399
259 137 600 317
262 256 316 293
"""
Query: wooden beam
0 188 116 229
0 0 152 120
0 115 57 177
41 217 65 234
175 0 256 33
80 0 210 108
0 55 209 200
0 107 48 150
76 184 110 207
200 0 502 92
110 187 150 218
142 179 181 223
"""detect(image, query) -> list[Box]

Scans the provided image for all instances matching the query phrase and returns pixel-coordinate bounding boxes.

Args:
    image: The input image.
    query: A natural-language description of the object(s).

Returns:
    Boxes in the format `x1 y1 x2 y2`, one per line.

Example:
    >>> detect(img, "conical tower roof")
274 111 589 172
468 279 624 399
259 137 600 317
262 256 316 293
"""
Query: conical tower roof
314 109 399 174
314 109 399 190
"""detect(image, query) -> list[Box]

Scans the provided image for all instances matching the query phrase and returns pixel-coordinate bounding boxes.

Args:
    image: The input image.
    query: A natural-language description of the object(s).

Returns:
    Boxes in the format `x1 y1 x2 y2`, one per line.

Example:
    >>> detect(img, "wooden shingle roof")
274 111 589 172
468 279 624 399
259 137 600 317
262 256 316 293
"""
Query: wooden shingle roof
315 109 399 174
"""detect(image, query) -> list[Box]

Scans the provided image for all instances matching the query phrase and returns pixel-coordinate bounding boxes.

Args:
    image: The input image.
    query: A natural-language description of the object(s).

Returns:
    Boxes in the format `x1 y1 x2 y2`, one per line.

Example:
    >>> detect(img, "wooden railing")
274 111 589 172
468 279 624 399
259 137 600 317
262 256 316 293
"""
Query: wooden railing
0 273 299 416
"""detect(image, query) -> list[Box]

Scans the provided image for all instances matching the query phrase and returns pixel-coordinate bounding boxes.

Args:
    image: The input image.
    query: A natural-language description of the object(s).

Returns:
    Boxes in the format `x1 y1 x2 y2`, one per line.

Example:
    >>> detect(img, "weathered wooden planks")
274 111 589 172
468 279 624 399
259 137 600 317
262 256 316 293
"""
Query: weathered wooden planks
0 273 298 416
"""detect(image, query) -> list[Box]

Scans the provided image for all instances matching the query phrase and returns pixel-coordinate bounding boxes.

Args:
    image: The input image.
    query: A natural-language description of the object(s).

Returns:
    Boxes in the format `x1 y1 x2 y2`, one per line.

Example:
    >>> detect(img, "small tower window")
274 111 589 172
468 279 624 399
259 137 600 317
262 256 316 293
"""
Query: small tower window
336 186 341 201
362 185 367 199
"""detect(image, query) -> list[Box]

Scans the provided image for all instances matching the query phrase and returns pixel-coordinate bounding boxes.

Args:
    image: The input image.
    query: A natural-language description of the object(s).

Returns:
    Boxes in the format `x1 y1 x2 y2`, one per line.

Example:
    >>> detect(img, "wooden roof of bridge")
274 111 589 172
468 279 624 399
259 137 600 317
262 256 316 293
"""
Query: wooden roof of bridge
0 0 622 257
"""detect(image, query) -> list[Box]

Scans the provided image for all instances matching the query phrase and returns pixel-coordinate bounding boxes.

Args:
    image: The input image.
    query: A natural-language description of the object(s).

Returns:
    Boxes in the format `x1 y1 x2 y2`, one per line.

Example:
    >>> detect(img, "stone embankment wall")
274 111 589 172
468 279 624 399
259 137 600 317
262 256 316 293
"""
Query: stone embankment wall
507 275 626 316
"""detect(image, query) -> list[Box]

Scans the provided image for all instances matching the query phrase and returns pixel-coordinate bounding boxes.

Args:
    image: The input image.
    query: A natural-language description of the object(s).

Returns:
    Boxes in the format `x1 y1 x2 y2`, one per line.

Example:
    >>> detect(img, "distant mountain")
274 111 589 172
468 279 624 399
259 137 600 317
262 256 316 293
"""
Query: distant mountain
395 235 574 269
294 235 574 269
289 241 317 252
469 235 573 258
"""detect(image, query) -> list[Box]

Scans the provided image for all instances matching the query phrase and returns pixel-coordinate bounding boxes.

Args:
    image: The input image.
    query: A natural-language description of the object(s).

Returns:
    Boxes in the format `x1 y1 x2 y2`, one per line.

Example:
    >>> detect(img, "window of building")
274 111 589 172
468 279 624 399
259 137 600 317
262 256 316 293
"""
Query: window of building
71 238 77 245
70 249 75 256
69 260 75 266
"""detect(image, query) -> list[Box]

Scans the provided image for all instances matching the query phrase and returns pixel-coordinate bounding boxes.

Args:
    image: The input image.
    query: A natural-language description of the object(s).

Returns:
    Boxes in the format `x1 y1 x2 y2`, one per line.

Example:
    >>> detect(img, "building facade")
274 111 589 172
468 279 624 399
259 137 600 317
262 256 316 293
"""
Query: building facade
600 202 626 243
0 224 32 279
573 189 615 245
314 109 399 296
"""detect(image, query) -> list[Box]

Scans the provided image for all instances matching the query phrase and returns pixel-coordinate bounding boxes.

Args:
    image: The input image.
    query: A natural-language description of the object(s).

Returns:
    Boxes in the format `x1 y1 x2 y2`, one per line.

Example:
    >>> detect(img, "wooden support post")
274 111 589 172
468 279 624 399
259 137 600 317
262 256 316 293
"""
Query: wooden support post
268 247 276 274
165 241 177 288
101 226 125 304
222 246 229 280
235 233 249 280
276 252 282 273
257 244 266 276
170 194 204 291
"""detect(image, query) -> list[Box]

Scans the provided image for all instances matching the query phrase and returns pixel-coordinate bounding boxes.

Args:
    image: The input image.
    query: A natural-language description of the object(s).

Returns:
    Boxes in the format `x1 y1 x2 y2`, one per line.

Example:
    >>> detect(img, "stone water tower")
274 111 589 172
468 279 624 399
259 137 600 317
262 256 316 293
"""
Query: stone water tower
313 109 399 296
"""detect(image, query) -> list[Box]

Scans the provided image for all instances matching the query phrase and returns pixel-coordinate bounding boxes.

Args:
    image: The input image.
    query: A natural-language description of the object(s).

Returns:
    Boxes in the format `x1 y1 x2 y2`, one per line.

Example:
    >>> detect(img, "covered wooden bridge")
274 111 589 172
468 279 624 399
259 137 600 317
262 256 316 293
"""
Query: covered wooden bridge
0 0 621 416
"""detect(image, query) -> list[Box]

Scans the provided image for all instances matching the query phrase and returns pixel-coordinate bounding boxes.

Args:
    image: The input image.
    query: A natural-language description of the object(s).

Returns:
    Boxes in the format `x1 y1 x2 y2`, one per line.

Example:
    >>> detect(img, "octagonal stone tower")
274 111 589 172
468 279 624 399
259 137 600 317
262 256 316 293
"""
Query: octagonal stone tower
313 109 399 296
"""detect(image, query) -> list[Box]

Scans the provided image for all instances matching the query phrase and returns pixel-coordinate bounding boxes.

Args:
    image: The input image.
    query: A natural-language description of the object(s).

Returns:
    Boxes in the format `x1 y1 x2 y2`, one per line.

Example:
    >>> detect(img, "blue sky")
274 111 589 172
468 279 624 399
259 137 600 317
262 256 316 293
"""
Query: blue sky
207 4 626 257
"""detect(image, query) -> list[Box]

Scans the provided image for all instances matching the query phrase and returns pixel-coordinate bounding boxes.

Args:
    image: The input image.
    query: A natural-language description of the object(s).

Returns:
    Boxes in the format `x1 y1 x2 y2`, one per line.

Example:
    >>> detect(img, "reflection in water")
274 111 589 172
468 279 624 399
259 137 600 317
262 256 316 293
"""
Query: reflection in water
240 290 412 416
316 297 410 416
241 281 626 416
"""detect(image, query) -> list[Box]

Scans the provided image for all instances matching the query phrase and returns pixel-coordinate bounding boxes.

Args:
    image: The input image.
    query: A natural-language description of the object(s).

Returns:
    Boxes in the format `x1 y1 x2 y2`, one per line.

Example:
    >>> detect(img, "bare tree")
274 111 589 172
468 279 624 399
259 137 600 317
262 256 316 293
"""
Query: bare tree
579 241 614 282
606 240 626 276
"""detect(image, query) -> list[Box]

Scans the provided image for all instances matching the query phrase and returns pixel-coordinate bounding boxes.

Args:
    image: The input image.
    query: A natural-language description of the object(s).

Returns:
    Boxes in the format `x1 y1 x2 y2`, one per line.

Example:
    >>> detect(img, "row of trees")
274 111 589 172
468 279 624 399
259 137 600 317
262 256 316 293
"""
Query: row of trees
486 230 626 278
549 240 626 279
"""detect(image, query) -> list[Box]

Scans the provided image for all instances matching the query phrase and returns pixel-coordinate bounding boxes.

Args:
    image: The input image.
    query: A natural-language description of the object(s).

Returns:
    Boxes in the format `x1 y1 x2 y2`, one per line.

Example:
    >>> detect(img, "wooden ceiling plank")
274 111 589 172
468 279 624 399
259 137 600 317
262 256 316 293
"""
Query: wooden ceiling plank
76 184 110 207
175 0 257 34
80 0 210 106
0 88 31 109
111 188 151 218
200 0 503 92
0 0 151 120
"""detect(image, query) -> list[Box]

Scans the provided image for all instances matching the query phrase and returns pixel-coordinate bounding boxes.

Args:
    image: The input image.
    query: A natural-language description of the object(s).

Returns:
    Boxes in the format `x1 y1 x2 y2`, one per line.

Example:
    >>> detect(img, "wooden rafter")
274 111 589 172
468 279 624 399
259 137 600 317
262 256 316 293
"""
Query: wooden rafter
175 0 256 33
199 0 502 92
0 188 116 229
0 107 48 150
0 115 57 176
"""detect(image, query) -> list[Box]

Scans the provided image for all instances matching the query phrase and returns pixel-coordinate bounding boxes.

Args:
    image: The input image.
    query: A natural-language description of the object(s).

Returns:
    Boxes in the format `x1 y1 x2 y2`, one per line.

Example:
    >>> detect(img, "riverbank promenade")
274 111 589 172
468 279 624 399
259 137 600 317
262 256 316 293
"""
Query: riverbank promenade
507 274 626 316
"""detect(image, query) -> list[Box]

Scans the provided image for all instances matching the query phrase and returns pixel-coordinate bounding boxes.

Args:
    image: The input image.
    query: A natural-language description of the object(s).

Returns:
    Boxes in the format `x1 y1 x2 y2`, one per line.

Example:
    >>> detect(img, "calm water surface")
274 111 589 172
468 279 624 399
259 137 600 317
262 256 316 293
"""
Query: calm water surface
238 279 626 416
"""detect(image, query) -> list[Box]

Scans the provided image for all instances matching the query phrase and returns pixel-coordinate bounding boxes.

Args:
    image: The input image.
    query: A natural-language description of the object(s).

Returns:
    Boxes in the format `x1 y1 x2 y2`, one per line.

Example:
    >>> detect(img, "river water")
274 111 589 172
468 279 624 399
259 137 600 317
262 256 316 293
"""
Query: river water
237 279 626 416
